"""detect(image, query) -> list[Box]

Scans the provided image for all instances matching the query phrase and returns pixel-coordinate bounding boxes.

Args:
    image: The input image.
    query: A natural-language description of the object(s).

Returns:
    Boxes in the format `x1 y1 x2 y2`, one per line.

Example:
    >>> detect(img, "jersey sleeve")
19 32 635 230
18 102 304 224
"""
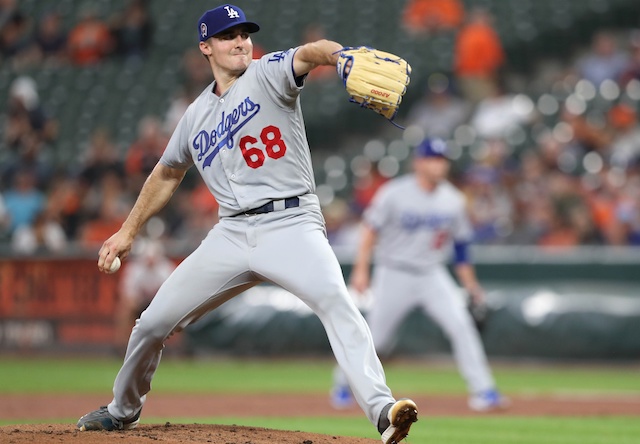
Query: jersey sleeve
254 48 304 105
160 103 195 169
363 184 394 232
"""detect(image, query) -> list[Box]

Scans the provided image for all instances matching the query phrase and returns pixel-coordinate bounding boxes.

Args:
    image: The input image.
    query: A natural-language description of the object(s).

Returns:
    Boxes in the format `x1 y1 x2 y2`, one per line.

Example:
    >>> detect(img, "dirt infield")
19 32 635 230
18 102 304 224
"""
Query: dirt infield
1 393 639 443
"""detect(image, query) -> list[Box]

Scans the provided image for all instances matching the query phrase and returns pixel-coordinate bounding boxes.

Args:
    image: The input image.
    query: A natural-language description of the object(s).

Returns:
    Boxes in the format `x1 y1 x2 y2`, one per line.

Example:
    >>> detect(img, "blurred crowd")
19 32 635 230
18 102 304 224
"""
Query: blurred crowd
327 2 640 250
0 0 152 69
0 0 219 255
0 0 639 257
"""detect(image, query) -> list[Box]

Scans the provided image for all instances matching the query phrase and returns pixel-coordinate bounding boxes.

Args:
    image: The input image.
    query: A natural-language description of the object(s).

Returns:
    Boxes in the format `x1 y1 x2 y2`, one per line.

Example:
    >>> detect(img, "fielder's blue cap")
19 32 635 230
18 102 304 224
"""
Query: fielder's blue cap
198 4 260 42
414 138 448 158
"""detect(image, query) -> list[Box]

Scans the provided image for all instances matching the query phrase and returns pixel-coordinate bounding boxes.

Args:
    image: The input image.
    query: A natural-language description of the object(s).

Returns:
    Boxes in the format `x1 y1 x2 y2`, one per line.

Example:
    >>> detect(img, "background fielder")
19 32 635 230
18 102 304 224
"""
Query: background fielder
76 4 417 443
333 138 508 412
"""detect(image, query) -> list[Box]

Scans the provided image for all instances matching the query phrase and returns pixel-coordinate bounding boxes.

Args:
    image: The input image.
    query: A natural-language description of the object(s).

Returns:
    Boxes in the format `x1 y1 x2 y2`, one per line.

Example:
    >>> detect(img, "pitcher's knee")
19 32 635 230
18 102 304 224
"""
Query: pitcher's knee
133 316 175 344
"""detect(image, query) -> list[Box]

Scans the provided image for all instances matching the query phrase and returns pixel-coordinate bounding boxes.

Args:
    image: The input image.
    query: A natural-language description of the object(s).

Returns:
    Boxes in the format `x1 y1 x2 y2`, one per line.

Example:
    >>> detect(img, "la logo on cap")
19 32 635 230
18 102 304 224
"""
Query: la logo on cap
224 5 240 18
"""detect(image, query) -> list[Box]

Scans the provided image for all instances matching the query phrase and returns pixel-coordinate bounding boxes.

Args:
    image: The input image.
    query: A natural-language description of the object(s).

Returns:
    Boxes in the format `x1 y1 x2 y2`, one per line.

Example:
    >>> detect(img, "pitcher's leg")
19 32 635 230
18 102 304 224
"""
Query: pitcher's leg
108 225 257 420
253 217 394 425
422 268 495 393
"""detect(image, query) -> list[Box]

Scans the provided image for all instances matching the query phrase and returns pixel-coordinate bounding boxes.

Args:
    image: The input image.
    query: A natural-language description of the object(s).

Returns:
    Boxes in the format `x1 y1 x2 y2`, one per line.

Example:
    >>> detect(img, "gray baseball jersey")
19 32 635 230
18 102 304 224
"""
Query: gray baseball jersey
109 48 396 427
160 49 315 217
365 175 473 270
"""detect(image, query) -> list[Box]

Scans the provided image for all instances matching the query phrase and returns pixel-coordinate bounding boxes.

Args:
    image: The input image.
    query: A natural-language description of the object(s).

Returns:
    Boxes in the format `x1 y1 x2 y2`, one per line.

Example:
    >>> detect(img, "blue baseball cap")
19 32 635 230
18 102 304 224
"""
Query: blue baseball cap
198 4 260 42
414 138 448 158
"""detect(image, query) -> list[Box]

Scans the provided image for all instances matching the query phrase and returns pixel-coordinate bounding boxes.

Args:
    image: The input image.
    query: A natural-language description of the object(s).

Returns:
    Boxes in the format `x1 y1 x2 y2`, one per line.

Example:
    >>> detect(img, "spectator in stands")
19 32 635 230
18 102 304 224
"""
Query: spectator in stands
538 172 595 247
78 127 125 188
32 10 68 65
0 0 17 29
575 31 628 86
616 172 640 245
46 174 83 240
115 238 176 350
163 86 196 134
124 116 168 191
619 31 640 87
3 169 46 235
11 207 67 255
607 103 640 170
1 76 57 191
585 169 627 245
462 163 513 243
67 6 114 66
322 197 361 255
109 0 153 62
0 6 34 68
351 161 388 215
79 170 132 248
405 73 471 139
80 202 129 250
181 47 216 92
536 204 582 247
2 129 54 192
82 168 130 217
3 76 57 152
557 102 612 154
402 0 464 36
164 181 219 244
469 79 534 141
189 180 219 216
453 7 505 103
510 151 551 243
0 193 9 239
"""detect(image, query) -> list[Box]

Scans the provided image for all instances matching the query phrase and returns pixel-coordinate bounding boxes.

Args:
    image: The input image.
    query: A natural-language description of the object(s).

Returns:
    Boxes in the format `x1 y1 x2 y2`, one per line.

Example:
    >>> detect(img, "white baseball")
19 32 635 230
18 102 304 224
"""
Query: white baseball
107 256 121 274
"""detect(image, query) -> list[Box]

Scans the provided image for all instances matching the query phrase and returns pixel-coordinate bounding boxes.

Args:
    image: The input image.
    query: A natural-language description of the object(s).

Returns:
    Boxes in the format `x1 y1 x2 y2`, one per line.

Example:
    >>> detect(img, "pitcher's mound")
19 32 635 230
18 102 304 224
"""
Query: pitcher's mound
0 423 379 443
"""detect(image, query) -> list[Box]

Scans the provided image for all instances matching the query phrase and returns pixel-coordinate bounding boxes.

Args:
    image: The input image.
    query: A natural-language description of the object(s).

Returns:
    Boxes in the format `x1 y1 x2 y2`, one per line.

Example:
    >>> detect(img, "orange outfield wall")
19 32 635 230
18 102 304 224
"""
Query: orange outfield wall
0 258 121 348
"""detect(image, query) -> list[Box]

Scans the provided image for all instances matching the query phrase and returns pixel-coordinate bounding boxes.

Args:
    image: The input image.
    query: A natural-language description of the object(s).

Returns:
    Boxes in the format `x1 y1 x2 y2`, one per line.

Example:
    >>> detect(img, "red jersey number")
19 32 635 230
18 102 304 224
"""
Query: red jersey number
239 126 287 169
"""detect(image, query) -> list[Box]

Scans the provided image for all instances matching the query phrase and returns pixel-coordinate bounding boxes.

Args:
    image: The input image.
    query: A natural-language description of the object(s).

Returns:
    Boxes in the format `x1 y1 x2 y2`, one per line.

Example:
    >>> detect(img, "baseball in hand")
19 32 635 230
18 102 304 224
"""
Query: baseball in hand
107 256 121 274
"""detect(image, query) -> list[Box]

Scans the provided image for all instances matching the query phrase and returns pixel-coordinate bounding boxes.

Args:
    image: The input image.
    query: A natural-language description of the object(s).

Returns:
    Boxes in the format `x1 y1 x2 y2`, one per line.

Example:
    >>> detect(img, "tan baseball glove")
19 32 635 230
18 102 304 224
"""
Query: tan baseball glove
336 46 412 126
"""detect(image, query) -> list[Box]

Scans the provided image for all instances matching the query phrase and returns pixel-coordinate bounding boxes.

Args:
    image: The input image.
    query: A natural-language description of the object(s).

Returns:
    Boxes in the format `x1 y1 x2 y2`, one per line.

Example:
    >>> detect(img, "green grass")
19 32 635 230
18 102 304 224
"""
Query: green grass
1 357 639 444
0 356 638 395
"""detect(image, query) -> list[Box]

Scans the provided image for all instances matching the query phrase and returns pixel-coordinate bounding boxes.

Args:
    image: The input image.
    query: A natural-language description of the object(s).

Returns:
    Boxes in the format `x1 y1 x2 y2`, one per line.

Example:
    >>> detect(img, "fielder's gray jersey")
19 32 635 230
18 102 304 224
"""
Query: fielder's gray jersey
365 175 473 269
160 48 315 217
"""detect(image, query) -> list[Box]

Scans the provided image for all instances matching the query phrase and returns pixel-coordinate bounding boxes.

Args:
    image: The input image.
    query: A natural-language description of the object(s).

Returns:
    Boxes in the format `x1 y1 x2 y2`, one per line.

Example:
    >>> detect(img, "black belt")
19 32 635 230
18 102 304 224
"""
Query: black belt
235 197 300 216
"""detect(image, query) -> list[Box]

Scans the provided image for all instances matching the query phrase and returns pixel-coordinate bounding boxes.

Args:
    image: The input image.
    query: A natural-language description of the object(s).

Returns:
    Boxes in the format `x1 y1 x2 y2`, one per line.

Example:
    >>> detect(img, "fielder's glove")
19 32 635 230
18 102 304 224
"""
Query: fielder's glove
336 46 411 126
468 298 489 333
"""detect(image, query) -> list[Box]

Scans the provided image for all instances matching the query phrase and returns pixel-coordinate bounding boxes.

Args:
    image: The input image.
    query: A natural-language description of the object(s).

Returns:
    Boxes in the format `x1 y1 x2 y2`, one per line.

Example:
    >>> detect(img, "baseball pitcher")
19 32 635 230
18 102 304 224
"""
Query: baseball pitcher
76 4 416 443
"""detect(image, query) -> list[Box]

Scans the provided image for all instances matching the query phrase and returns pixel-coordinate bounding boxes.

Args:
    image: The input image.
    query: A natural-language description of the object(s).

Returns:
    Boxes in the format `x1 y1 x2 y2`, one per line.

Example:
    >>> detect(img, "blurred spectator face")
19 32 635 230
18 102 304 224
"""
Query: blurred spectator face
14 169 36 192
593 32 617 57
547 171 575 198
413 156 450 184
40 12 61 37
126 2 147 26
521 151 544 181
89 128 115 158
0 0 16 11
